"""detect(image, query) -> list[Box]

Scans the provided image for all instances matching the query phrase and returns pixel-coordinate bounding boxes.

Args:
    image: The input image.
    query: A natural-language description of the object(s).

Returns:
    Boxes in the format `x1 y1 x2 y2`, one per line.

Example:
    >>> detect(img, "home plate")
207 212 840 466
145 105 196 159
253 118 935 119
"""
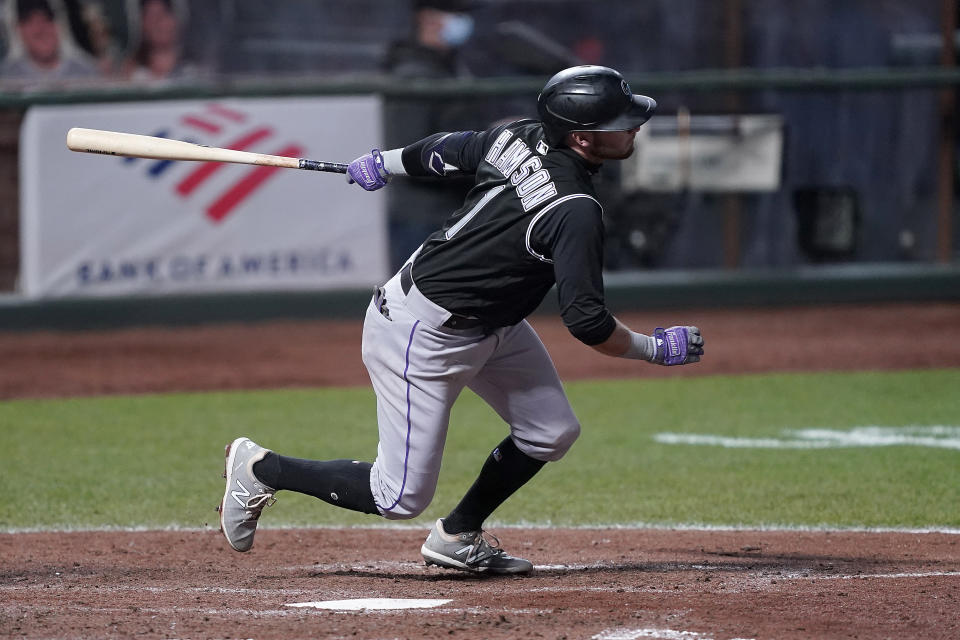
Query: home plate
286 598 452 611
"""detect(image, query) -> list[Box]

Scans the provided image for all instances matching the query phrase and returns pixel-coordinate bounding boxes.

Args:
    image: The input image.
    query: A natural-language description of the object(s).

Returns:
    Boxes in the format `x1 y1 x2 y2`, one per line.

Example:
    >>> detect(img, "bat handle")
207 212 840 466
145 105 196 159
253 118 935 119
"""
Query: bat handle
299 159 348 174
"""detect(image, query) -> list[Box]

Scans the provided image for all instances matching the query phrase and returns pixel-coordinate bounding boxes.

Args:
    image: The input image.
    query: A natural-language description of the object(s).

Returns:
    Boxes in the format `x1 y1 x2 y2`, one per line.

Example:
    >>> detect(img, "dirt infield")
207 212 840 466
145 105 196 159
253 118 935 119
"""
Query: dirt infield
2 301 960 639
2 528 959 639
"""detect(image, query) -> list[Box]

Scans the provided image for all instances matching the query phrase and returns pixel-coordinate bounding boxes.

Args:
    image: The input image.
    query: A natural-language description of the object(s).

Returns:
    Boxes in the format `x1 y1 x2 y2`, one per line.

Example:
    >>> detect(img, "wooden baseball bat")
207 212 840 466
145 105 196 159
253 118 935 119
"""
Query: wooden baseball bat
65 127 348 173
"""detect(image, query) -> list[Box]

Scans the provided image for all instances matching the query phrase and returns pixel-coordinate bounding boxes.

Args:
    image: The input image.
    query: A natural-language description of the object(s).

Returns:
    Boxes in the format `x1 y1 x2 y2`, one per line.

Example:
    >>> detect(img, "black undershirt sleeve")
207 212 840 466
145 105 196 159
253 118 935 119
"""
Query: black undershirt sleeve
532 201 616 345
399 121 523 177
399 130 489 177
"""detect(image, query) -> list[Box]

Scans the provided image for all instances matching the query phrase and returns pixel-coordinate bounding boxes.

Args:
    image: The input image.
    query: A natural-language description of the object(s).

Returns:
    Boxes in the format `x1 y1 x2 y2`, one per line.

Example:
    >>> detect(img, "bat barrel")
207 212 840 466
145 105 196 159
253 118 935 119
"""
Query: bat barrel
66 127 350 175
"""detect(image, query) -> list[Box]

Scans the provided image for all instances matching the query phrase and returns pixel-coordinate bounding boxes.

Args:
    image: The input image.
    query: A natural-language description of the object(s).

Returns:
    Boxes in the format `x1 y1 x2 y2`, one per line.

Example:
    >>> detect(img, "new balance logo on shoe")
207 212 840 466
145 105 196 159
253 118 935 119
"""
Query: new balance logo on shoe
420 519 534 575
231 479 251 506
219 437 276 553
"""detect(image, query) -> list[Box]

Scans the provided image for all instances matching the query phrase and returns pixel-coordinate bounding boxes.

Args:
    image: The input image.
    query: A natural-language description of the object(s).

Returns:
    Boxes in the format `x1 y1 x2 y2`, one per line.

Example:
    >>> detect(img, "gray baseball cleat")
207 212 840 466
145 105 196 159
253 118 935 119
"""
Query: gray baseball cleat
217 437 276 552
420 518 533 575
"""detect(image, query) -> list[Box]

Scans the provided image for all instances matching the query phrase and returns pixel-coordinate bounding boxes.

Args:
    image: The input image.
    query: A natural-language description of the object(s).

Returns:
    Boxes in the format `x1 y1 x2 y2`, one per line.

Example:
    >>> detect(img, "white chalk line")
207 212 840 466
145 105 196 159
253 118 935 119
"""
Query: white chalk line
781 570 960 581
594 628 756 640
279 560 425 572
0 603 297 618
4 567 954 598
0 584 323 596
7 570 958 624
4 522 959 535
654 424 960 450
523 569 960 594
1 601 559 618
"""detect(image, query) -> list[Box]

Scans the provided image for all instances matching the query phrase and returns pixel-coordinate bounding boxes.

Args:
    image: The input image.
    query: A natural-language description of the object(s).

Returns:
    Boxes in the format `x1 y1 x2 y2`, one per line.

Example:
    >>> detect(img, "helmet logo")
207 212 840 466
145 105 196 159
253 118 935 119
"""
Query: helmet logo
621 79 631 96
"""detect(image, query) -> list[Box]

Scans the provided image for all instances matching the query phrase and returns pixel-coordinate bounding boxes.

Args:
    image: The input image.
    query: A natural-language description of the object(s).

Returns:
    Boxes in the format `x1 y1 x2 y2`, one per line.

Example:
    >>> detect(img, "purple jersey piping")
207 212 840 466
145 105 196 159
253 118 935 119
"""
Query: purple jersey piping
382 319 420 512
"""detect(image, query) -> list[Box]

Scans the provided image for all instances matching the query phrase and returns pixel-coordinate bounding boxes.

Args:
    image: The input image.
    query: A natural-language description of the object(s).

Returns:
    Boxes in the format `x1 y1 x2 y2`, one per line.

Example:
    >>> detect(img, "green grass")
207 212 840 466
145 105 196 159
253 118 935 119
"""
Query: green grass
2 369 958 531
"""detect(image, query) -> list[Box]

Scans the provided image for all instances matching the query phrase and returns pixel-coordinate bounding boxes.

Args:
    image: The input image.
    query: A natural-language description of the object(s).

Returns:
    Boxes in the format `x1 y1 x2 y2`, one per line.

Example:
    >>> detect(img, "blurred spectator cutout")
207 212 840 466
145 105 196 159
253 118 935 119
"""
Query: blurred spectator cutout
385 0 475 78
382 0 481 270
70 0 127 76
121 0 198 82
1 0 99 86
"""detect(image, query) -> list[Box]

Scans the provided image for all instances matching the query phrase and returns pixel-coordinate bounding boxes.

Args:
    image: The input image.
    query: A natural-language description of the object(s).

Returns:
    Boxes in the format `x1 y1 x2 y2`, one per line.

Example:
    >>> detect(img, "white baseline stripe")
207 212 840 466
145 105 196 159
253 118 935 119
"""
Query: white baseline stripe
529 567 960 580
4 570 953 597
654 425 960 450
2 602 557 618
785 570 960 581
593 628 748 640
3 522 960 535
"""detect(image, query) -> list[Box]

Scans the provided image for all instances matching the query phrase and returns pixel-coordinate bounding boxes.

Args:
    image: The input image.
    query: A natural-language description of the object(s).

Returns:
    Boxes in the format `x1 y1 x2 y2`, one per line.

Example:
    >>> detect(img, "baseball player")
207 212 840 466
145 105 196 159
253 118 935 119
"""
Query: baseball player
218 65 704 575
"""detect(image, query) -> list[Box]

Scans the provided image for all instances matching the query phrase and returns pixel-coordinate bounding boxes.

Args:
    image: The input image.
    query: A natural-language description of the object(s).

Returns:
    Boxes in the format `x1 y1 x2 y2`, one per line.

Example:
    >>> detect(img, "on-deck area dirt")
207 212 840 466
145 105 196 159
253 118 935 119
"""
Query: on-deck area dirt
2 302 959 399
2 301 959 639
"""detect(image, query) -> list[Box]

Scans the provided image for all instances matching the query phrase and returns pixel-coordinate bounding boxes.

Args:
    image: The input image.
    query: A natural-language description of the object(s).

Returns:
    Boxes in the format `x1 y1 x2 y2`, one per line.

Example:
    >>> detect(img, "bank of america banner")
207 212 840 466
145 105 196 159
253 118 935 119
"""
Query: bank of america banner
20 97 386 298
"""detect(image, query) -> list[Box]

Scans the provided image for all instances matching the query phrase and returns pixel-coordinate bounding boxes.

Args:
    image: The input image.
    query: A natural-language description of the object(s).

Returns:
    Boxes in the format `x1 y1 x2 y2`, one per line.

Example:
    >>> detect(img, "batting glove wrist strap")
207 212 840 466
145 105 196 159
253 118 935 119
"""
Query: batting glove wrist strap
347 148 390 191
621 331 657 362
653 326 704 366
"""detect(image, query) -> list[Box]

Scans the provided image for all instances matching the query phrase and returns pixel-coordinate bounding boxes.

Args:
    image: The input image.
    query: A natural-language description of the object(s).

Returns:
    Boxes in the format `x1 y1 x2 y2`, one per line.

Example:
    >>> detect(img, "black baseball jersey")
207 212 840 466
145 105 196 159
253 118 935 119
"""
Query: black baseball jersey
400 119 616 346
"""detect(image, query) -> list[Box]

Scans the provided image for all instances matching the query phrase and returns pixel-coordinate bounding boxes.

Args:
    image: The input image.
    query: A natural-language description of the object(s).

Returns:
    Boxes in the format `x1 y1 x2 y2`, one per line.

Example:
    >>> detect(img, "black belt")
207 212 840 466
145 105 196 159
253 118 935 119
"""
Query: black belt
399 263 485 330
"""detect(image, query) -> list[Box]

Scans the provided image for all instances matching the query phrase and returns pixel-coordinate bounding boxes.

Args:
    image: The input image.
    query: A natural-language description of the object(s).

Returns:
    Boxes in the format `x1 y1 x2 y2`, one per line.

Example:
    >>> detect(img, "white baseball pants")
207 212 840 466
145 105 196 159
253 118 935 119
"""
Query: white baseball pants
362 269 581 520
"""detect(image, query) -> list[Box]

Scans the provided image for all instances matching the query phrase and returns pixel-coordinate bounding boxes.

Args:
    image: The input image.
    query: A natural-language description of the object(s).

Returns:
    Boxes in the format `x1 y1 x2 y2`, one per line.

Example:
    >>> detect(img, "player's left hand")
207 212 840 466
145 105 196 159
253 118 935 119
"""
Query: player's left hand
653 326 704 365
347 148 389 191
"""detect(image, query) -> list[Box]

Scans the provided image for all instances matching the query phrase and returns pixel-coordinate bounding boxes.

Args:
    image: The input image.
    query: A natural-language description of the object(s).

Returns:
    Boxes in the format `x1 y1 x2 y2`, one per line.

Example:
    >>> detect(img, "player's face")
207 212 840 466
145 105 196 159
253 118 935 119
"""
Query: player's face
568 128 641 164
589 129 640 160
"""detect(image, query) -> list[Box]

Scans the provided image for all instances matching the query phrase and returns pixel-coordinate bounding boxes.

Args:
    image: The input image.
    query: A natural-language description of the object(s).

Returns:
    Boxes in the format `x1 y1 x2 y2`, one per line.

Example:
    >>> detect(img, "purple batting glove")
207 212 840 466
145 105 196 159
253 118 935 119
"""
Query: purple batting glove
653 326 704 366
346 148 389 191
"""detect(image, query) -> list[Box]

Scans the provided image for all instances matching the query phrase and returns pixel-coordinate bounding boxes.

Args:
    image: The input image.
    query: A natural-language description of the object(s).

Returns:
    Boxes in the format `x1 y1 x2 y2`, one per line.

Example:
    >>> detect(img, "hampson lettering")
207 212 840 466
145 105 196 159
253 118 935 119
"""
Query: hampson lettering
485 131 558 212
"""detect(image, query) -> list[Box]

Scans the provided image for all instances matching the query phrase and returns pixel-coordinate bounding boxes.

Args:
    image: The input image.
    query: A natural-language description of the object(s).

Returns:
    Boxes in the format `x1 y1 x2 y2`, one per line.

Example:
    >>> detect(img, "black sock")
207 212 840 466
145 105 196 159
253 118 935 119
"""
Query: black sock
253 453 379 515
442 436 546 534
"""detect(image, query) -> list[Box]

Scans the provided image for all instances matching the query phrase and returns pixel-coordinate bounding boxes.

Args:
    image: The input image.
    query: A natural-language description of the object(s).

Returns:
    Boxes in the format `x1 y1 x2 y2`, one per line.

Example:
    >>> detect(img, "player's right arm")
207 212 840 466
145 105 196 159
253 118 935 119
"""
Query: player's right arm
346 122 521 190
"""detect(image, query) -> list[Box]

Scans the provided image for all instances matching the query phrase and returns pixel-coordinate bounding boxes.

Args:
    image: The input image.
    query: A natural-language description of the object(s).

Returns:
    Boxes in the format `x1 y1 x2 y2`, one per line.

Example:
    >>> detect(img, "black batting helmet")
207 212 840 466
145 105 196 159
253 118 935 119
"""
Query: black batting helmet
537 65 657 147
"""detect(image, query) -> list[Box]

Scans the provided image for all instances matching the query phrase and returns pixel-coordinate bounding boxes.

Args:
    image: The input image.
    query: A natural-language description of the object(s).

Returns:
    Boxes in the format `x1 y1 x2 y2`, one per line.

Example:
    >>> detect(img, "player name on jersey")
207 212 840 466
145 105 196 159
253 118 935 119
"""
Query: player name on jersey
484 130 558 212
